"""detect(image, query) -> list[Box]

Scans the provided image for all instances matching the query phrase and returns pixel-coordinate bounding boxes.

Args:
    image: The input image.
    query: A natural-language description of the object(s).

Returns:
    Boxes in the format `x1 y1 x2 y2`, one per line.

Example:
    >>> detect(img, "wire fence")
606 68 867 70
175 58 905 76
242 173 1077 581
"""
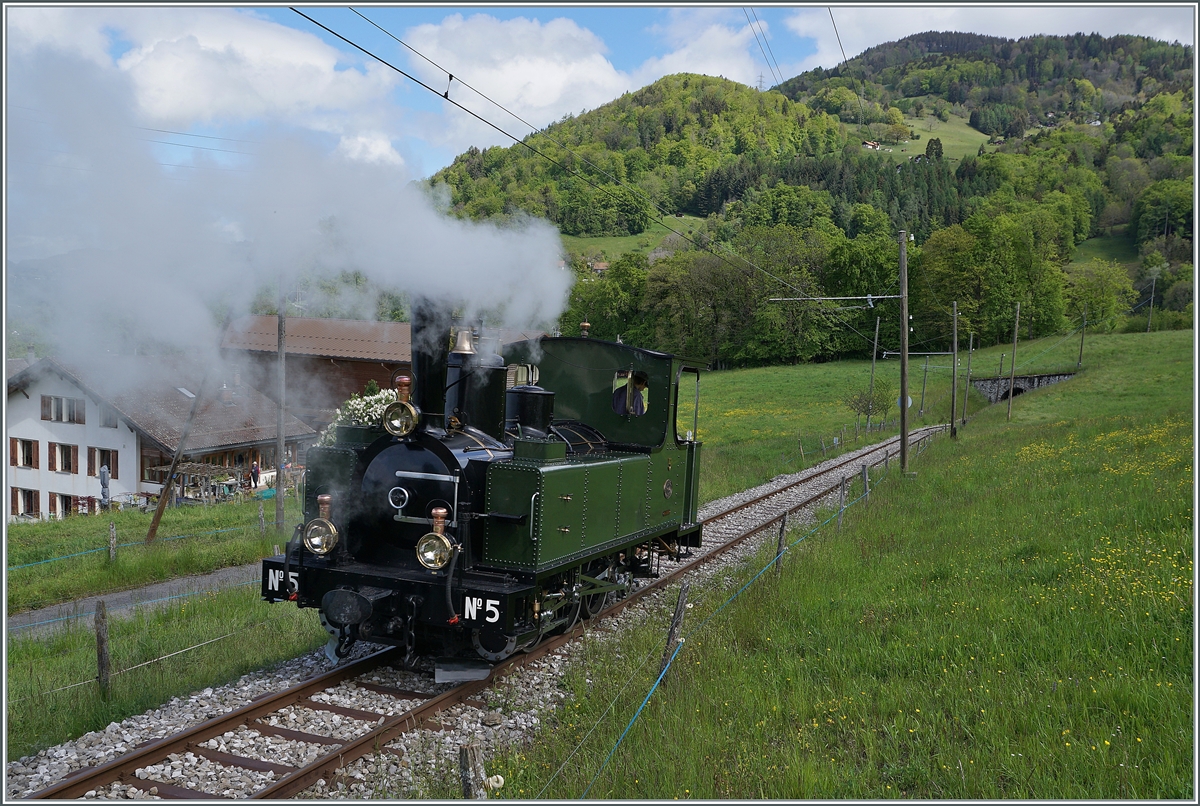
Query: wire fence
8 602 296 704
8 579 261 633
574 441 911 797
7 525 263 572
543 429 945 797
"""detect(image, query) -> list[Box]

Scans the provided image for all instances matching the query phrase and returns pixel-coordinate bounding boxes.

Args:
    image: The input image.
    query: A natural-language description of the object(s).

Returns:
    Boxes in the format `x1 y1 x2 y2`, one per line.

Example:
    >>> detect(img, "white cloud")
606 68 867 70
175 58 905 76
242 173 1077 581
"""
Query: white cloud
402 13 633 152
6 7 401 150
786 6 1195 72
336 133 404 166
634 10 762 87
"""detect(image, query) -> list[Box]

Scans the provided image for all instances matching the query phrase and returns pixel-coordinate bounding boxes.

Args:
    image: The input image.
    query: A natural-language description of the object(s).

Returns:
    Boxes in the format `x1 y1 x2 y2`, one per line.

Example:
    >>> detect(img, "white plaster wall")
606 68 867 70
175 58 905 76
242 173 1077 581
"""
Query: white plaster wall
6 372 140 520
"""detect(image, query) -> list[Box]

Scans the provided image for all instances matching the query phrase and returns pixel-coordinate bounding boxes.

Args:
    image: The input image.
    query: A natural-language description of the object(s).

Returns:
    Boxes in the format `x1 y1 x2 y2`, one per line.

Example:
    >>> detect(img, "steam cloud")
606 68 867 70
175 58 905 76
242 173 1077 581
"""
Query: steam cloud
6 38 573 378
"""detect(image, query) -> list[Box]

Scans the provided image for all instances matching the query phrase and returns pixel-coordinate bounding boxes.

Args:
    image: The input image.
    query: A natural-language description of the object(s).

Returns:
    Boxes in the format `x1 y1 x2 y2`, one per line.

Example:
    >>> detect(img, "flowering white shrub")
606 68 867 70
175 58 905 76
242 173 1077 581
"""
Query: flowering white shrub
317 389 397 446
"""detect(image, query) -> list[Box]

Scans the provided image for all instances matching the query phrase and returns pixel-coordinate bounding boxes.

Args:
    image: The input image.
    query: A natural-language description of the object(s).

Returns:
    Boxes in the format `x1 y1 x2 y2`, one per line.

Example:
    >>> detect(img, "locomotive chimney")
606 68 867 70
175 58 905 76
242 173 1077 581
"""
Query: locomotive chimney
410 297 451 431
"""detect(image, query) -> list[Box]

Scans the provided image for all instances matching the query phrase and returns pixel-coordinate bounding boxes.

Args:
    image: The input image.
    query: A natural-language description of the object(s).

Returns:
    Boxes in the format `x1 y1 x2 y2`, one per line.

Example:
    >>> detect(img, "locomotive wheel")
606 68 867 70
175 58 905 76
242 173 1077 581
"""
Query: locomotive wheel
581 558 616 618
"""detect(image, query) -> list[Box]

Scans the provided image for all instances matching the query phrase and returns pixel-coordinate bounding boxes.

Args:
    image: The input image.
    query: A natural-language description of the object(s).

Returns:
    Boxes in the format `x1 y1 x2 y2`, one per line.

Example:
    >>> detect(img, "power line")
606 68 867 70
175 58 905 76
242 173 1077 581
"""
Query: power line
748 7 785 83
743 8 781 86
294 7 820 304
827 8 870 140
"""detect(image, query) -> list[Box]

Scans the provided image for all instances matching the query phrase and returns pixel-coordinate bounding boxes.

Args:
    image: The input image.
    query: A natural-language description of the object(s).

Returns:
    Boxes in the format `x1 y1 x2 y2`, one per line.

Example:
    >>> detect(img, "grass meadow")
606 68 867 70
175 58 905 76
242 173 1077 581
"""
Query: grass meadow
559 213 708 262
482 328 1192 799
6 494 304 614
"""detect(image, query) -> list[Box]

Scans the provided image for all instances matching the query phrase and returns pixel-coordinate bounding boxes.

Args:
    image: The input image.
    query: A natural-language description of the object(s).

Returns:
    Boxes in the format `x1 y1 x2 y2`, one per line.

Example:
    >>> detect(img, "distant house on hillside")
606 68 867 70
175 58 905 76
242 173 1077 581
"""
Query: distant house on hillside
6 356 315 521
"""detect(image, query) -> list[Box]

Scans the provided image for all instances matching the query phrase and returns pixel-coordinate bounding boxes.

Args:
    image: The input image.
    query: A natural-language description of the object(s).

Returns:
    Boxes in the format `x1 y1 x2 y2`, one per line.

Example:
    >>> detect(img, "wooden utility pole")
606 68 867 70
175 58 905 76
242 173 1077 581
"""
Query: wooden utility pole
1078 304 1087 369
146 374 209 543
899 231 910 473
276 280 287 532
1007 302 1020 422
866 316 880 430
962 333 973 426
950 301 958 438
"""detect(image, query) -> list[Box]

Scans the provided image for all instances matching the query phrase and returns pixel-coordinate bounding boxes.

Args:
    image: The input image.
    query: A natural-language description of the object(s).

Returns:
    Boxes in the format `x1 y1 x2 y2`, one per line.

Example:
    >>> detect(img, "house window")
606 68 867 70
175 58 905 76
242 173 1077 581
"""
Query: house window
11 488 39 517
141 448 171 483
88 447 119 479
41 395 86 424
9 438 38 469
100 404 119 429
49 493 74 519
49 443 79 474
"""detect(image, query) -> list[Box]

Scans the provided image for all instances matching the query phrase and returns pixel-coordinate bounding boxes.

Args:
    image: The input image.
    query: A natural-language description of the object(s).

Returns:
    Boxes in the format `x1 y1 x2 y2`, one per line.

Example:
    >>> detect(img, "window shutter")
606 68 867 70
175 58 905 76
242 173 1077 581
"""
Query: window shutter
111 450 119 480
41 396 52 420
48 442 57 472
71 445 79 475
11 487 17 515
48 493 56 516
75 399 86 425
89 448 97 476
32 442 39 470
9 438 16 467
33 491 40 516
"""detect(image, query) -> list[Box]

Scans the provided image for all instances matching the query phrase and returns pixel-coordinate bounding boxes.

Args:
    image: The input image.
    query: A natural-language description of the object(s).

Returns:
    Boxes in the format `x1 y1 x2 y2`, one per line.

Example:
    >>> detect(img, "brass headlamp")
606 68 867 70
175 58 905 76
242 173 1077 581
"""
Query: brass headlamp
416 507 454 570
303 494 339 555
382 400 421 437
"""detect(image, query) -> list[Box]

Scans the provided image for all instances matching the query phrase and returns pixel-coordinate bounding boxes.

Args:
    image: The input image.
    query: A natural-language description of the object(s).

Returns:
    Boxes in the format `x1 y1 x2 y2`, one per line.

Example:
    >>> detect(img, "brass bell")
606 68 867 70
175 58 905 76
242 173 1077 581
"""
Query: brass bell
451 328 476 354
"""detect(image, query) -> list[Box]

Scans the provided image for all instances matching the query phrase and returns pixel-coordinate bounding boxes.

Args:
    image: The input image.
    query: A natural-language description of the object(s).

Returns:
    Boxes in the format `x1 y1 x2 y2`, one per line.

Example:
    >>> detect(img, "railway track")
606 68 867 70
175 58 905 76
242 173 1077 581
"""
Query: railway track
25 425 944 800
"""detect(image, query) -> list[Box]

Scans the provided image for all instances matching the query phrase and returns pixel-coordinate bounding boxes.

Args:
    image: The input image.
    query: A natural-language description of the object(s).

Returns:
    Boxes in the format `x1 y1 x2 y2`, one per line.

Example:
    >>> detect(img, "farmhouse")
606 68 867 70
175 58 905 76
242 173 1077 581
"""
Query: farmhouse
6 355 315 521
221 316 545 430
221 316 413 430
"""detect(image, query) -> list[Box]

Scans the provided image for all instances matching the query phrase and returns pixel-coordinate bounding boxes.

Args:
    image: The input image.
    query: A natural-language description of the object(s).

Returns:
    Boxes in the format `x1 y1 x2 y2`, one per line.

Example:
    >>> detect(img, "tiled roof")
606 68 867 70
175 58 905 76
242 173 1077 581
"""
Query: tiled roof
6 358 31 378
11 356 314 454
222 315 546 361
221 316 412 362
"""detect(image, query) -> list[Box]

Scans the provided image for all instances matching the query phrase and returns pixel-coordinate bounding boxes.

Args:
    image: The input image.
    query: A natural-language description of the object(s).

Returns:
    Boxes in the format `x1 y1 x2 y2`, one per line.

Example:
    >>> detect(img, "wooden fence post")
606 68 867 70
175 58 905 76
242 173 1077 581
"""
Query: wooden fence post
838 476 847 530
775 514 788 576
659 582 691 680
862 464 869 504
108 522 117 562
95 601 110 698
820 437 827 457
797 438 805 464
258 501 266 537
459 743 488 799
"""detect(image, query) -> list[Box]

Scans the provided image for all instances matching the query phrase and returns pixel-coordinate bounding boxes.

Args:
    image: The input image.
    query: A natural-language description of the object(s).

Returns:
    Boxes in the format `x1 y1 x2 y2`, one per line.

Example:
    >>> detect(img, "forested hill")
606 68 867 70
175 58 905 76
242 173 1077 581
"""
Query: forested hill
427 31 1192 369
780 30 1192 138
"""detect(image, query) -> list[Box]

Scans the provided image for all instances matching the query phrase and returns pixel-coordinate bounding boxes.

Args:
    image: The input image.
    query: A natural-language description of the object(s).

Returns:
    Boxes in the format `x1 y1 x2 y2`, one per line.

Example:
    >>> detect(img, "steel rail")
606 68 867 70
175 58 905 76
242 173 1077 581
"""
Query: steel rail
27 426 945 800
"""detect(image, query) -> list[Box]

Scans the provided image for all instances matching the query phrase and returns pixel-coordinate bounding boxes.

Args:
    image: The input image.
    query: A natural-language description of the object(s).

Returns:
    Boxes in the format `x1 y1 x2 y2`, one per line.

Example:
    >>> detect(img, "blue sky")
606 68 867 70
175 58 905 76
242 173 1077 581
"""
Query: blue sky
9 5 1192 179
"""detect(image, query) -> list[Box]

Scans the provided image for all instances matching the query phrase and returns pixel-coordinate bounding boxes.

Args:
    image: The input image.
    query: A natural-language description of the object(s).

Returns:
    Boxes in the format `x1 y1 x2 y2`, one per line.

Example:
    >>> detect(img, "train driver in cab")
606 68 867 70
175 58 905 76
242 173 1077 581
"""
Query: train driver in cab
612 370 649 416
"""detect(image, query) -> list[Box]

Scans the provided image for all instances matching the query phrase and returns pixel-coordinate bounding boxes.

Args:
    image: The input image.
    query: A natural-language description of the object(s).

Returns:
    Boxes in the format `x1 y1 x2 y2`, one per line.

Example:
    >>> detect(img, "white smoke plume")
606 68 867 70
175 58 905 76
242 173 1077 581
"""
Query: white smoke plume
5 13 573 377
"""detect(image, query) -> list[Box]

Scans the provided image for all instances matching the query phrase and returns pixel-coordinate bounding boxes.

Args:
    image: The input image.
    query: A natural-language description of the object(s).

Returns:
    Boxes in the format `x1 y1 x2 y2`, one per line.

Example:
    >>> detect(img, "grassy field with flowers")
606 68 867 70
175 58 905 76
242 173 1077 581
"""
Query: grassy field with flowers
481 328 1192 799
